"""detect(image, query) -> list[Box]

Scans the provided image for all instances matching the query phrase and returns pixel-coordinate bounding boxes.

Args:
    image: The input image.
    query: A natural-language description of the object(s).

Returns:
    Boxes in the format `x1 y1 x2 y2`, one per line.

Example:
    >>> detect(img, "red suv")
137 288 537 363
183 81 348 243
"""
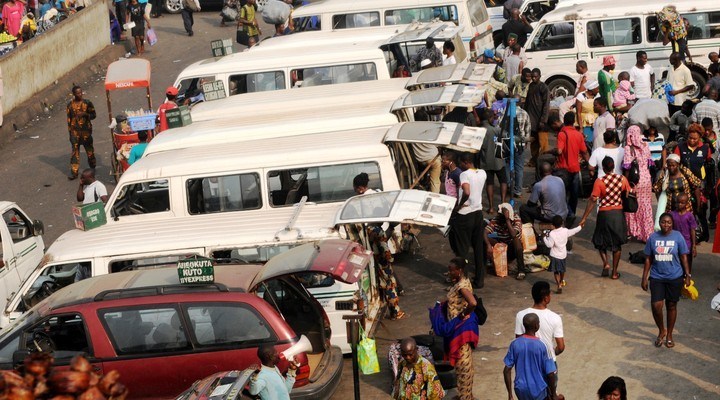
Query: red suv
0 239 370 400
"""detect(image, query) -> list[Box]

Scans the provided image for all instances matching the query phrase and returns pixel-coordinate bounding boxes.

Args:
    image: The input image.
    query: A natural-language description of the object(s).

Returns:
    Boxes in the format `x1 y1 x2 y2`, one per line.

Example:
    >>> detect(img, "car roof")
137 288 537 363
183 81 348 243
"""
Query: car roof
123 126 392 181
46 206 339 263
293 0 460 16
545 0 718 22
36 264 261 313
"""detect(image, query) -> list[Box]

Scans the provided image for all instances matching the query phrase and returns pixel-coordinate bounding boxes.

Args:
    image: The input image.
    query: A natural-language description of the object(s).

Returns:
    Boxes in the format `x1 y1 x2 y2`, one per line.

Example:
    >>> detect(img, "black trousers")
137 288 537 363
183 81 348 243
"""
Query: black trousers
151 0 163 16
452 210 485 287
181 9 194 33
519 204 552 224
114 1 127 28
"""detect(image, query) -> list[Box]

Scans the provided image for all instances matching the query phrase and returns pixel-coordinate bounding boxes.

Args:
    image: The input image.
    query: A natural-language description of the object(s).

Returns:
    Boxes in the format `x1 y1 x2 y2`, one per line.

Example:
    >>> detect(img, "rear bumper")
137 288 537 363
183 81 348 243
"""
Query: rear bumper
290 346 343 400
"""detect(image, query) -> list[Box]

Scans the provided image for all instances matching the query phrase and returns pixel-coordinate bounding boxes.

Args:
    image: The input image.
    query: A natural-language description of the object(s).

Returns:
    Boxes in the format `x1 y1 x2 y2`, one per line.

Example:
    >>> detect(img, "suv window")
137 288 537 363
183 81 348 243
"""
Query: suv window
384 6 458 25
587 18 641 47
187 304 274 346
186 173 261 215
2 209 32 243
331 12 380 29
292 63 378 87
24 314 90 359
267 162 382 206
527 22 574 51
228 72 285 95
113 180 170 216
19 262 92 312
101 308 189 355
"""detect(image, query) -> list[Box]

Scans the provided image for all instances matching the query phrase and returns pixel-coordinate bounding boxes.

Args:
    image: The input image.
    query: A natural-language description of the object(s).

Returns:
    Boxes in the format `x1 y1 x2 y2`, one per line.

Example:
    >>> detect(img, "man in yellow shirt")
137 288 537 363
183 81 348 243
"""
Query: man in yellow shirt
238 0 261 47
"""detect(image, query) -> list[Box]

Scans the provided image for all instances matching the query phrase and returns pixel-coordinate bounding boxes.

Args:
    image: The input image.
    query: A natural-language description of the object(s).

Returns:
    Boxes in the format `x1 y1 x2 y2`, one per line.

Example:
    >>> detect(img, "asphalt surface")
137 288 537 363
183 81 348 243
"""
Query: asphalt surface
2 10 719 400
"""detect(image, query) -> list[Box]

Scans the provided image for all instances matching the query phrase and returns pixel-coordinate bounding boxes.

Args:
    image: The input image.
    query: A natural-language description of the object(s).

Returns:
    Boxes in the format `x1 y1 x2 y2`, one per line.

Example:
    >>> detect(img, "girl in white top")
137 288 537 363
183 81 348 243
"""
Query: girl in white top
442 40 456 66
589 130 625 178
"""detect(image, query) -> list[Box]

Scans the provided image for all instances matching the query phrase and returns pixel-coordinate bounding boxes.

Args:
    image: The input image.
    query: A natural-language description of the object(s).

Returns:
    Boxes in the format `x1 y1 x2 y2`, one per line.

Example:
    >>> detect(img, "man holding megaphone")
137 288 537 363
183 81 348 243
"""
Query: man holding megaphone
249 344 298 400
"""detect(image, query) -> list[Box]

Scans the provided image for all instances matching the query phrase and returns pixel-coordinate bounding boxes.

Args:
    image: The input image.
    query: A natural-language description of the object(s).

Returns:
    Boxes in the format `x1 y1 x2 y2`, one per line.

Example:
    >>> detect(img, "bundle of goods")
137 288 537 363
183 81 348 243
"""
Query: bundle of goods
656 6 686 40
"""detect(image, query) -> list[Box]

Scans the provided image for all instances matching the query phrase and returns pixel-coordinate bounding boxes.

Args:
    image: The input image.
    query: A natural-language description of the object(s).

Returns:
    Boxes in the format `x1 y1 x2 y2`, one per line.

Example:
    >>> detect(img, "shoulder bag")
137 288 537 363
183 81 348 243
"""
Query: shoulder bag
622 176 638 213
626 147 641 187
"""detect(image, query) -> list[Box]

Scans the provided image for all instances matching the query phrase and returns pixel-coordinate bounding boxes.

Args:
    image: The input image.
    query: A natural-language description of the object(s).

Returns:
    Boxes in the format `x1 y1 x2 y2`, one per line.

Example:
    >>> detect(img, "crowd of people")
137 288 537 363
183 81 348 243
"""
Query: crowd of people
0 0 95 45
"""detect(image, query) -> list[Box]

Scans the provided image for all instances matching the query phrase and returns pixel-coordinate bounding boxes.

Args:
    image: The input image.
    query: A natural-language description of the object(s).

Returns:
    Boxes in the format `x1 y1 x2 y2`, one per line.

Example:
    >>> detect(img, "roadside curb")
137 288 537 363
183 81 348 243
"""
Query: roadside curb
0 43 128 149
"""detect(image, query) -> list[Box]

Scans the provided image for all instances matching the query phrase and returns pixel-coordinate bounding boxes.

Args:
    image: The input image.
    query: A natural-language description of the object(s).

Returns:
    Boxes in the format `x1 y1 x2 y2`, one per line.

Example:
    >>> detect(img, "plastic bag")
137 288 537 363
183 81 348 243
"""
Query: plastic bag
357 327 380 375
147 29 157 46
261 0 291 25
654 191 668 231
681 280 699 301
521 223 537 252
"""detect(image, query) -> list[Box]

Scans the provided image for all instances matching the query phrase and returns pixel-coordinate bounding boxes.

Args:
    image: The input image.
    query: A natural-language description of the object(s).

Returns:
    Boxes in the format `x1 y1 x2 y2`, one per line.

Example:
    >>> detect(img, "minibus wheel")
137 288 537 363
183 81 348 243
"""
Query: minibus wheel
689 70 707 99
547 77 575 100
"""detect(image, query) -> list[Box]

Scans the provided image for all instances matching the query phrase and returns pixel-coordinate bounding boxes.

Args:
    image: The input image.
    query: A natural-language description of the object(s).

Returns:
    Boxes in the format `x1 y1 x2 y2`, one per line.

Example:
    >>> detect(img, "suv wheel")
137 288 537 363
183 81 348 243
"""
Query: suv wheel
165 0 183 14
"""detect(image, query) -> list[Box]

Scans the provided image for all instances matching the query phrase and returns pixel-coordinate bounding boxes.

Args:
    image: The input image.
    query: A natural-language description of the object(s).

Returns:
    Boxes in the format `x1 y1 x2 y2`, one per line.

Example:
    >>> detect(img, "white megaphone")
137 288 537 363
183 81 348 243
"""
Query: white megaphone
281 335 312 361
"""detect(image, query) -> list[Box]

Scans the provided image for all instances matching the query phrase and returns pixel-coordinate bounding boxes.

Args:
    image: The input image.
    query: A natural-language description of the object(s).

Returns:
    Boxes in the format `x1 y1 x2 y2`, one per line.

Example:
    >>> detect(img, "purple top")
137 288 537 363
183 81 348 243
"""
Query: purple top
670 210 696 248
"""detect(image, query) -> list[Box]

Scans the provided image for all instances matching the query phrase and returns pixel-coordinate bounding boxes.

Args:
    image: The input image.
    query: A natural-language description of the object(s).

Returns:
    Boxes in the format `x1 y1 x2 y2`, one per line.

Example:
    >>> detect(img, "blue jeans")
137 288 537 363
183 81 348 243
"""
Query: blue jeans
567 172 580 217
505 148 524 196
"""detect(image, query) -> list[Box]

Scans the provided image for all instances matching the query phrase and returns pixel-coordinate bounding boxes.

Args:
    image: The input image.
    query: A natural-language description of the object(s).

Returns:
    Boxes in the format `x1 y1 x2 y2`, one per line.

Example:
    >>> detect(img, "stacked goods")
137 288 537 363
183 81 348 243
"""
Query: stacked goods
0 32 17 44
0 354 128 400
657 6 686 40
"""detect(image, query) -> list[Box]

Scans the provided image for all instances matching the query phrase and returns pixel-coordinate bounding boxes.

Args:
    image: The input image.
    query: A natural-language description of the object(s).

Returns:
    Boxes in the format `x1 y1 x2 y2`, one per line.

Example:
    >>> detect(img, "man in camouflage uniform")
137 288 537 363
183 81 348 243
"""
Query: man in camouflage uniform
66 85 96 180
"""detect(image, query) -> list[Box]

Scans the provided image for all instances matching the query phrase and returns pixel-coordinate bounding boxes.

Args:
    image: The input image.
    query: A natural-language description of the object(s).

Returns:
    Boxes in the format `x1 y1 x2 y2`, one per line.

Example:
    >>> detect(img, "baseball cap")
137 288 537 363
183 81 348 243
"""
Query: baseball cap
166 86 179 96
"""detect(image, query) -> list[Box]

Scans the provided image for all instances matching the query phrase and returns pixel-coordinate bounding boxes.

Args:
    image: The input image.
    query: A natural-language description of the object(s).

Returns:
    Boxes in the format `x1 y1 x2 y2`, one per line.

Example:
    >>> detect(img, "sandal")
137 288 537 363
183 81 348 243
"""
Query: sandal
611 273 621 280
391 311 407 320
556 288 563 294
666 339 675 348
654 334 665 348
601 267 610 277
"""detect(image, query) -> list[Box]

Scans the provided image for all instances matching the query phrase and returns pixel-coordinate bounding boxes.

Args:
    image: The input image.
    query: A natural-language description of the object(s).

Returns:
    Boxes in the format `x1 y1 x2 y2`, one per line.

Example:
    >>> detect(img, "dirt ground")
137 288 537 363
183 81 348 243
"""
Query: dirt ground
1 10 718 400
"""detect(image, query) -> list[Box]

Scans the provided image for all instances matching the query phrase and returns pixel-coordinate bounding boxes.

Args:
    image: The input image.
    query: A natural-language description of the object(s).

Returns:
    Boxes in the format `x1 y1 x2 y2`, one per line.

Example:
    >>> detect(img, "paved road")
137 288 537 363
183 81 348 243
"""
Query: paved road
2 11 719 400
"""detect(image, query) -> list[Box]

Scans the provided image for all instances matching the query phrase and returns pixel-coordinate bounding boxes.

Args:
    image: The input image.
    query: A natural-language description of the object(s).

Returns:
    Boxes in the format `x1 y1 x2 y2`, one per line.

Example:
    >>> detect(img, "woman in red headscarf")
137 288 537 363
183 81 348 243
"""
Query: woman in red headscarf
623 125 655 242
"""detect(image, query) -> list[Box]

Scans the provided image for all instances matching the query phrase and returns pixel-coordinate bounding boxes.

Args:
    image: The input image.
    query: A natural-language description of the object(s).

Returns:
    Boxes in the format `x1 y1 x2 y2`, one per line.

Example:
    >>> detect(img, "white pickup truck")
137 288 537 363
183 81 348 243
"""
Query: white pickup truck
0 202 44 311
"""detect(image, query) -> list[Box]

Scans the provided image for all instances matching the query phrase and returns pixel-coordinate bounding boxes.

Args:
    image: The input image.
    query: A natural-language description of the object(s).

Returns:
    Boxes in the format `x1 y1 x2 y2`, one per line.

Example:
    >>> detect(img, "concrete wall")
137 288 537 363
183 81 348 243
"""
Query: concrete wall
0 2 110 115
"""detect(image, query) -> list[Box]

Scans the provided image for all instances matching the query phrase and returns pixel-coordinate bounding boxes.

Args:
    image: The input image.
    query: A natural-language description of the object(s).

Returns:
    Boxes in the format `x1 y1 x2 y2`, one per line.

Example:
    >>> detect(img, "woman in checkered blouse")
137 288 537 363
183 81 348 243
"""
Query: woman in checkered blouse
579 156 631 280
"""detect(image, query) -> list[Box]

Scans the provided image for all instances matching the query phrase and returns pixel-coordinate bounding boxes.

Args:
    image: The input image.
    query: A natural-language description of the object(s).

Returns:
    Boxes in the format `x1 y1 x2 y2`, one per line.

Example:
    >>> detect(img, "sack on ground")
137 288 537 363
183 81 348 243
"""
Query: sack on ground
524 253 550 272
358 330 380 375
628 250 645 264
261 0 291 24
520 223 537 252
492 243 508 278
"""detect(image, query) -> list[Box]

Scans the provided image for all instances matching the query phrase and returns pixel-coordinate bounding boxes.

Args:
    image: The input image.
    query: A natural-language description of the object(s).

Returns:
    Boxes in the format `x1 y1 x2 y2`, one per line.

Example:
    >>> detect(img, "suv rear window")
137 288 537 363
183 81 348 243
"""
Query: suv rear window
101 308 189 355
187 304 274 346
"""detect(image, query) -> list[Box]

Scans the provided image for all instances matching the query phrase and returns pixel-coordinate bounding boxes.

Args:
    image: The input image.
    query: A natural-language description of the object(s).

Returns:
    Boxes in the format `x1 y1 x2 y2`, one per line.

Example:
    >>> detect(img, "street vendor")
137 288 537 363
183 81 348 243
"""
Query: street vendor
157 86 179 132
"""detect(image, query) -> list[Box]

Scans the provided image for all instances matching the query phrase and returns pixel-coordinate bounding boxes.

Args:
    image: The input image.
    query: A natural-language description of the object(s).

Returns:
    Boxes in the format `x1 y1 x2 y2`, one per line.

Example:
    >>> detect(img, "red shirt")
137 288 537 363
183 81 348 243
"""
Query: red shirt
157 102 178 133
556 125 587 173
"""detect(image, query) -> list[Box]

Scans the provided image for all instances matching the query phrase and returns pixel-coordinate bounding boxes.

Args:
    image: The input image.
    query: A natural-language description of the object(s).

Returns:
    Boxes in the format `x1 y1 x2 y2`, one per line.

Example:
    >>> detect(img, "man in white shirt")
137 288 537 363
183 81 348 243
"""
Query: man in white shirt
592 97 615 150
452 152 487 288
76 168 108 204
629 50 655 99
667 52 695 115
515 281 565 372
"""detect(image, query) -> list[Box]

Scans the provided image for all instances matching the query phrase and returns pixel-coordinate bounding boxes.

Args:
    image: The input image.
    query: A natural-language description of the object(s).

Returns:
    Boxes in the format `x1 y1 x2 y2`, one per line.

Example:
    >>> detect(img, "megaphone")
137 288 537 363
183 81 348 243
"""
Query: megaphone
281 335 312 361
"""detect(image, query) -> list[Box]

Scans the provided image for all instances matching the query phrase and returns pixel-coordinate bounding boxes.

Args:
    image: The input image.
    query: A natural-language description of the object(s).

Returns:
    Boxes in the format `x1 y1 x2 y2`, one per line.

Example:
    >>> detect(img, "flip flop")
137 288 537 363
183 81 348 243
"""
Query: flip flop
556 288 563 294
666 340 675 348
601 267 610 277
654 335 665 347
611 273 621 280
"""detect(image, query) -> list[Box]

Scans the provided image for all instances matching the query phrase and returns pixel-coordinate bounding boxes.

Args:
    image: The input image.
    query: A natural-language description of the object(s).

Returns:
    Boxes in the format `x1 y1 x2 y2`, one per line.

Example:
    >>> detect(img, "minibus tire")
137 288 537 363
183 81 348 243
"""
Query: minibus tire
547 77 575 100
690 70 707 99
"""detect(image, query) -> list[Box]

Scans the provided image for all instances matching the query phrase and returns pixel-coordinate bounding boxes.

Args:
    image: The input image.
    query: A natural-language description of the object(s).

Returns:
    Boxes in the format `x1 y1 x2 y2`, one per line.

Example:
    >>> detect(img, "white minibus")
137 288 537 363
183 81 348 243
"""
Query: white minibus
523 0 719 98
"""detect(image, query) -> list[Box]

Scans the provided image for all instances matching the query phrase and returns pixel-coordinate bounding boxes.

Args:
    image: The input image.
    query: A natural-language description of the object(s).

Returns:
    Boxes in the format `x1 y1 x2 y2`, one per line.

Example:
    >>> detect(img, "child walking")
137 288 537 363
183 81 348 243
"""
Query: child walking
670 193 697 273
543 216 582 294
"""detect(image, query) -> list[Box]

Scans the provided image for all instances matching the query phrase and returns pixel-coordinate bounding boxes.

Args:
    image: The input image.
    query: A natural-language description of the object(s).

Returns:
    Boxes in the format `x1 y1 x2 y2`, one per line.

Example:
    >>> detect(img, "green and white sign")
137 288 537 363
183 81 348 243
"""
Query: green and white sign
177 256 215 284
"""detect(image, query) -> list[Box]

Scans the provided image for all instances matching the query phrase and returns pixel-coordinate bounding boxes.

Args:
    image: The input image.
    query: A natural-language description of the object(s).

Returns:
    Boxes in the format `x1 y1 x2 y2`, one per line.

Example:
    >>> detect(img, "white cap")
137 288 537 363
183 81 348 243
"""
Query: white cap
420 59 432 68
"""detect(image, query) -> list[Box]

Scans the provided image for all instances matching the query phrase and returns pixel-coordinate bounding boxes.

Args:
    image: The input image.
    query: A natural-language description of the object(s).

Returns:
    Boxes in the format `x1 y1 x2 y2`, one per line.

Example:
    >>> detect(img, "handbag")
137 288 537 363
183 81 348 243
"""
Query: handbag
627 147 640 186
182 0 200 12
473 294 487 325
236 29 250 46
622 190 638 213
221 6 238 21
357 326 380 375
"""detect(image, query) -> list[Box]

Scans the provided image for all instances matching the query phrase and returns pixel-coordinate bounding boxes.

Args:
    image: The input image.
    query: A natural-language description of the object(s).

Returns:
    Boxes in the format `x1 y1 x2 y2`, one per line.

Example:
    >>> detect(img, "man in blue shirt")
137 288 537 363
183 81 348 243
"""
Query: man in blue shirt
503 313 560 400
519 161 568 224
249 344 296 400
128 130 148 165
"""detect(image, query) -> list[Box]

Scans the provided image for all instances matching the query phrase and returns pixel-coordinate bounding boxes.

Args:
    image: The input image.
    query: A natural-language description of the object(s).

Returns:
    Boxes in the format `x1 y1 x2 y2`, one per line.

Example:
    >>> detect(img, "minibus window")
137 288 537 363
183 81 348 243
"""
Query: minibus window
587 18 641 48
332 12 380 29
523 0 559 23
467 0 489 26
113 180 170 216
186 173 261 215
229 72 286 95
292 15 321 32
527 22 574 52
294 63 378 87
176 76 216 103
682 12 720 40
19 262 91 312
384 6 458 25
268 162 382 207
110 254 195 273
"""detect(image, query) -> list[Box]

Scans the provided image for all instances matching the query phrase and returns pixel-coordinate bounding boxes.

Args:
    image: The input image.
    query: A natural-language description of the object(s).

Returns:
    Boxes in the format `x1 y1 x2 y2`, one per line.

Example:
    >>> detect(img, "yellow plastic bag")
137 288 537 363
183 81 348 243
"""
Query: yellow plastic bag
681 280 699 301
357 327 380 374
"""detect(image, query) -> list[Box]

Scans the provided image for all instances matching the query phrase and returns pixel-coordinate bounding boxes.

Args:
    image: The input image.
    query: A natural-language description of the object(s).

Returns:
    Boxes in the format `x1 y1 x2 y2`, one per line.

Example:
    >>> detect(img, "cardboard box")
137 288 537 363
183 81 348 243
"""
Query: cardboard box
166 106 192 129
72 202 107 231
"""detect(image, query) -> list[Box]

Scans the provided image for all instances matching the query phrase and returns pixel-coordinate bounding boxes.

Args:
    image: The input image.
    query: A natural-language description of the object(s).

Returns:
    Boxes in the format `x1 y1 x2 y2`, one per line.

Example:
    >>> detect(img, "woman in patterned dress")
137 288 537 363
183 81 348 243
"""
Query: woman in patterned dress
653 153 702 213
367 225 406 320
445 257 477 400
623 125 655 242
579 156 631 280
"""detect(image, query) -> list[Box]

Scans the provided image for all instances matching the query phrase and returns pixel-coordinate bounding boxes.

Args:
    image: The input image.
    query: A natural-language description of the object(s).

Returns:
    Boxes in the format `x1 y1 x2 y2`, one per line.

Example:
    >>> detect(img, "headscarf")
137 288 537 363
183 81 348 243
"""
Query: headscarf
624 125 651 170
497 203 515 220
667 153 681 164
602 55 616 66
585 80 599 90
